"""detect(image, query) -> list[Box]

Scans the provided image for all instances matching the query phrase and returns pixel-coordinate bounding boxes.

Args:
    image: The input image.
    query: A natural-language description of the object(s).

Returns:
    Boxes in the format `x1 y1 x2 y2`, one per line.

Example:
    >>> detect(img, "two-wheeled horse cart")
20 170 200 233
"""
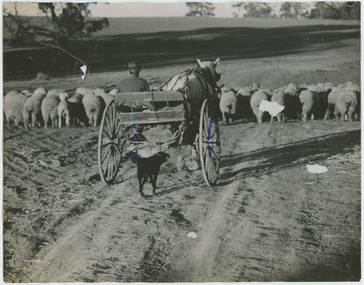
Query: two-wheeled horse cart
97 90 220 187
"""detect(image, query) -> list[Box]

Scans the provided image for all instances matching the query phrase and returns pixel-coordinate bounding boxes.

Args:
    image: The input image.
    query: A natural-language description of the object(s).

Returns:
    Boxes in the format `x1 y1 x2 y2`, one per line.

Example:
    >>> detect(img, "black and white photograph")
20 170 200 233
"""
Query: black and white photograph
2 1 361 282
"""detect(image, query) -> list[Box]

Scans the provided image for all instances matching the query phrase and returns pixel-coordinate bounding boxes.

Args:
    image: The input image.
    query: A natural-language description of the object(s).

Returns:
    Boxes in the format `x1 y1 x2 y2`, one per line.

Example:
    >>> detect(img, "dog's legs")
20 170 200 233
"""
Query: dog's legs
151 174 158 195
139 176 148 196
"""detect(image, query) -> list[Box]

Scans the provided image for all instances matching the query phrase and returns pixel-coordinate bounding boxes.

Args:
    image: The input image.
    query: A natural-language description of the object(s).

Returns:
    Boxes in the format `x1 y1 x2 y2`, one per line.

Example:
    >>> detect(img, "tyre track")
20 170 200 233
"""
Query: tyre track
3 120 361 282
161 121 361 282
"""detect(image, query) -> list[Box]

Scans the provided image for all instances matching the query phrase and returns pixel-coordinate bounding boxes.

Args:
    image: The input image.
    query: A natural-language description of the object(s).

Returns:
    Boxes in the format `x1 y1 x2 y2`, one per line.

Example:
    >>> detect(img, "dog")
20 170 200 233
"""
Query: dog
136 151 170 196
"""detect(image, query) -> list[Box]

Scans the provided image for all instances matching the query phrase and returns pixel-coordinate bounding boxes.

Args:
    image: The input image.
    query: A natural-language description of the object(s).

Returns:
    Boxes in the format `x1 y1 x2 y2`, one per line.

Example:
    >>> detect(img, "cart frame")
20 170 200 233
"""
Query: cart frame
97 90 220 187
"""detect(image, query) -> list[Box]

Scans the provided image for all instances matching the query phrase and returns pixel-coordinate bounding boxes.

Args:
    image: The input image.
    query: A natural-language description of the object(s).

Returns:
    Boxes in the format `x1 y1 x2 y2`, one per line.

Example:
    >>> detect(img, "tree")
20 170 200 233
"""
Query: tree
3 3 35 45
37 3 109 48
309 2 360 20
186 2 215 16
3 3 109 48
233 2 272 18
279 2 304 18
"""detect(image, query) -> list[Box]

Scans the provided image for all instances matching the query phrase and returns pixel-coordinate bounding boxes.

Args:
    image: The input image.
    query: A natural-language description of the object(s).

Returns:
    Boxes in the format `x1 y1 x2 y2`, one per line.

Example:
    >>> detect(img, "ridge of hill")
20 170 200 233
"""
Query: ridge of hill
3 16 360 41
2 17 360 81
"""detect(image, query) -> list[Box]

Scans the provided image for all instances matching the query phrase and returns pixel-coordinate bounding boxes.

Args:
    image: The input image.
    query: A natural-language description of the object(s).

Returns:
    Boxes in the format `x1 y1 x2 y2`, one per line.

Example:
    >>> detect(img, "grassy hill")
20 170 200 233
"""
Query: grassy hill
93 17 360 36
3 17 360 80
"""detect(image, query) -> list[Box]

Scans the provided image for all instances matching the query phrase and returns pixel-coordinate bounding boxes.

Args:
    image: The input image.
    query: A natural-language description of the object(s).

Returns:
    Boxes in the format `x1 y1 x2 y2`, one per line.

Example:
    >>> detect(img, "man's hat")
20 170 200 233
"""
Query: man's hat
127 61 142 72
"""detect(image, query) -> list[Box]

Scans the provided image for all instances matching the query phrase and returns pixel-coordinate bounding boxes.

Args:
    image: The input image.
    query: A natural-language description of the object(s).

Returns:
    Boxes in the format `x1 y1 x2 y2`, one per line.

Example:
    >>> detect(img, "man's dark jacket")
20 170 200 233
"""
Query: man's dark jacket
118 74 150 92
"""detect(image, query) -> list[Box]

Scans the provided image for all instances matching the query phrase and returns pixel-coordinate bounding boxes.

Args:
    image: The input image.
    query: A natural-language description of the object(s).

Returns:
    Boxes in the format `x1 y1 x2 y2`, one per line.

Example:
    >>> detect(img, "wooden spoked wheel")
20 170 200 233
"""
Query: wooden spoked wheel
98 100 125 184
199 99 221 187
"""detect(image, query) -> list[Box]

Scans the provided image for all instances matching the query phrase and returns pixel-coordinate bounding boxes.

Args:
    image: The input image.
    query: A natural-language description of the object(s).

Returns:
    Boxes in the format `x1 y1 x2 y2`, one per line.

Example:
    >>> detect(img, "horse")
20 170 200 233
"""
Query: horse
160 58 222 144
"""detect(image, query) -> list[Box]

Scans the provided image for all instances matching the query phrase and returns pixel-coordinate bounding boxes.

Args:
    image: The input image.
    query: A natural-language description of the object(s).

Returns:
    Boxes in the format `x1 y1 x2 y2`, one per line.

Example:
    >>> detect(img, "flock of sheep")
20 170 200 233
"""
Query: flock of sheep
3 87 116 130
3 80 360 131
219 81 360 124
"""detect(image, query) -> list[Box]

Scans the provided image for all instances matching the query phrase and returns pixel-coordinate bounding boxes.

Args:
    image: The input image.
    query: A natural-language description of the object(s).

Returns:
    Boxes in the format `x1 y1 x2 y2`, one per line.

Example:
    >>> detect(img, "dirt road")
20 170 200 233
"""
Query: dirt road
3 119 360 282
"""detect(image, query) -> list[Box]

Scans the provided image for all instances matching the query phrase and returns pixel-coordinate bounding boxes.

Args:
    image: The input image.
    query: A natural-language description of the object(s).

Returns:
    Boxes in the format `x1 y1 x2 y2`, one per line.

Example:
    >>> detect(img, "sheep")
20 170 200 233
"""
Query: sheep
324 82 334 92
249 83 260 92
41 89 61 128
345 81 360 92
304 84 319 92
270 88 286 123
336 90 358 121
259 88 273 96
325 83 359 121
76 87 105 127
58 92 70 128
21 90 32 97
297 89 320 122
94 88 113 106
219 87 237 124
109 88 118 96
284 83 298 96
314 82 334 119
3 91 27 127
68 92 83 103
67 101 89 127
236 87 254 121
280 85 301 120
345 82 360 119
58 90 89 126
23 87 46 130
236 87 253 96
250 89 271 123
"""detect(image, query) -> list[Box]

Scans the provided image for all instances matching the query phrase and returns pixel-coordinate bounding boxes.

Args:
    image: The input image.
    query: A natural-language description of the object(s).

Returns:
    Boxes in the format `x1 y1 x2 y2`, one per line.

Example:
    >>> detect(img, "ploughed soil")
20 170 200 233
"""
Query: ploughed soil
2 21 361 282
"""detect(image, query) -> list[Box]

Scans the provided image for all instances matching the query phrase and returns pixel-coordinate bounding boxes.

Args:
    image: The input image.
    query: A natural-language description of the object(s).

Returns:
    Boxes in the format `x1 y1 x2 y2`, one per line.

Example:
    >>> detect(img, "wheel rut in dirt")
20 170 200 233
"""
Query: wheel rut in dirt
3 121 361 282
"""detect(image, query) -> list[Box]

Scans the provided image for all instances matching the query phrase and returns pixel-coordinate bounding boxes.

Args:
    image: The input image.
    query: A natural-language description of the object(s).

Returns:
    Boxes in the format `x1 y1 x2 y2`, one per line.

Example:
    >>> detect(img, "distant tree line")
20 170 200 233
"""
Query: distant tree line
186 2 215 16
186 2 360 20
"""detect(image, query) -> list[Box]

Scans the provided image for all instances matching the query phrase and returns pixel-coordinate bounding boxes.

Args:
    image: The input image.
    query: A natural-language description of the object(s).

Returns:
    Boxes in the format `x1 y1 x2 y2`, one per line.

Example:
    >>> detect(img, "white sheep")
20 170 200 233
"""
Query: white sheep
41 89 61 128
94 88 113 106
23 87 47 130
324 82 334 92
109 88 118 96
270 88 286 123
68 92 83 103
236 87 253 96
345 81 360 92
304 84 320 92
21 90 32 97
284 83 298 96
219 87 237 124
58 91 70 128
4 91 27 127
249 83 260 92
76 87 104 127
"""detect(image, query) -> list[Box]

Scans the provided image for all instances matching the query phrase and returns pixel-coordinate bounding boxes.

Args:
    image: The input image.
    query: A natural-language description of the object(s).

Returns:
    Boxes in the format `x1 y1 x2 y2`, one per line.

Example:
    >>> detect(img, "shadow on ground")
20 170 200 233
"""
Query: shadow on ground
218 129 360 185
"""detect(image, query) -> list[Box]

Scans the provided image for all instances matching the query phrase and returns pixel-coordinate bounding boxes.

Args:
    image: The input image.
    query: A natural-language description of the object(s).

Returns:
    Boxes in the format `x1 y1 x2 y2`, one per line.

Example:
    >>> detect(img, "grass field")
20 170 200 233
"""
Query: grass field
3 17 360 81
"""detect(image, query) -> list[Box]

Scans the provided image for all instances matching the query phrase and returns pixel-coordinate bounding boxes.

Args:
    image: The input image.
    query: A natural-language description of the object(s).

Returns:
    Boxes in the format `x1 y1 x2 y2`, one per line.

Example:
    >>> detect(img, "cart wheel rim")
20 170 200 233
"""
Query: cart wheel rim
199 99 220 186
98 100 123 184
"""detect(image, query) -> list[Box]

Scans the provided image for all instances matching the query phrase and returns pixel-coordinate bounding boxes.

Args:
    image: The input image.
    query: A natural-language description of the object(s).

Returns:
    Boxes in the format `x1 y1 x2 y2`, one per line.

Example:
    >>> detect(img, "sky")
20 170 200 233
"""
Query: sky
2 1 289 18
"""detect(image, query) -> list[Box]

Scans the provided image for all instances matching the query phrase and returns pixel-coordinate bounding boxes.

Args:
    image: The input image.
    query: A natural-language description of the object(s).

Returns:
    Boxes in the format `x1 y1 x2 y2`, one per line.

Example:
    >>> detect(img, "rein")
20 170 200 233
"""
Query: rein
158 69 191 90
158 66 220 96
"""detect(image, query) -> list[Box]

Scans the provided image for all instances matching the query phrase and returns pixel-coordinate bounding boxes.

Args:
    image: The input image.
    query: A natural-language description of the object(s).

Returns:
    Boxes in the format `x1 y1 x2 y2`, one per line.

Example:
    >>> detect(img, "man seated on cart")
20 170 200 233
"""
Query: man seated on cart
118 61 150 93
117 61 152 113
